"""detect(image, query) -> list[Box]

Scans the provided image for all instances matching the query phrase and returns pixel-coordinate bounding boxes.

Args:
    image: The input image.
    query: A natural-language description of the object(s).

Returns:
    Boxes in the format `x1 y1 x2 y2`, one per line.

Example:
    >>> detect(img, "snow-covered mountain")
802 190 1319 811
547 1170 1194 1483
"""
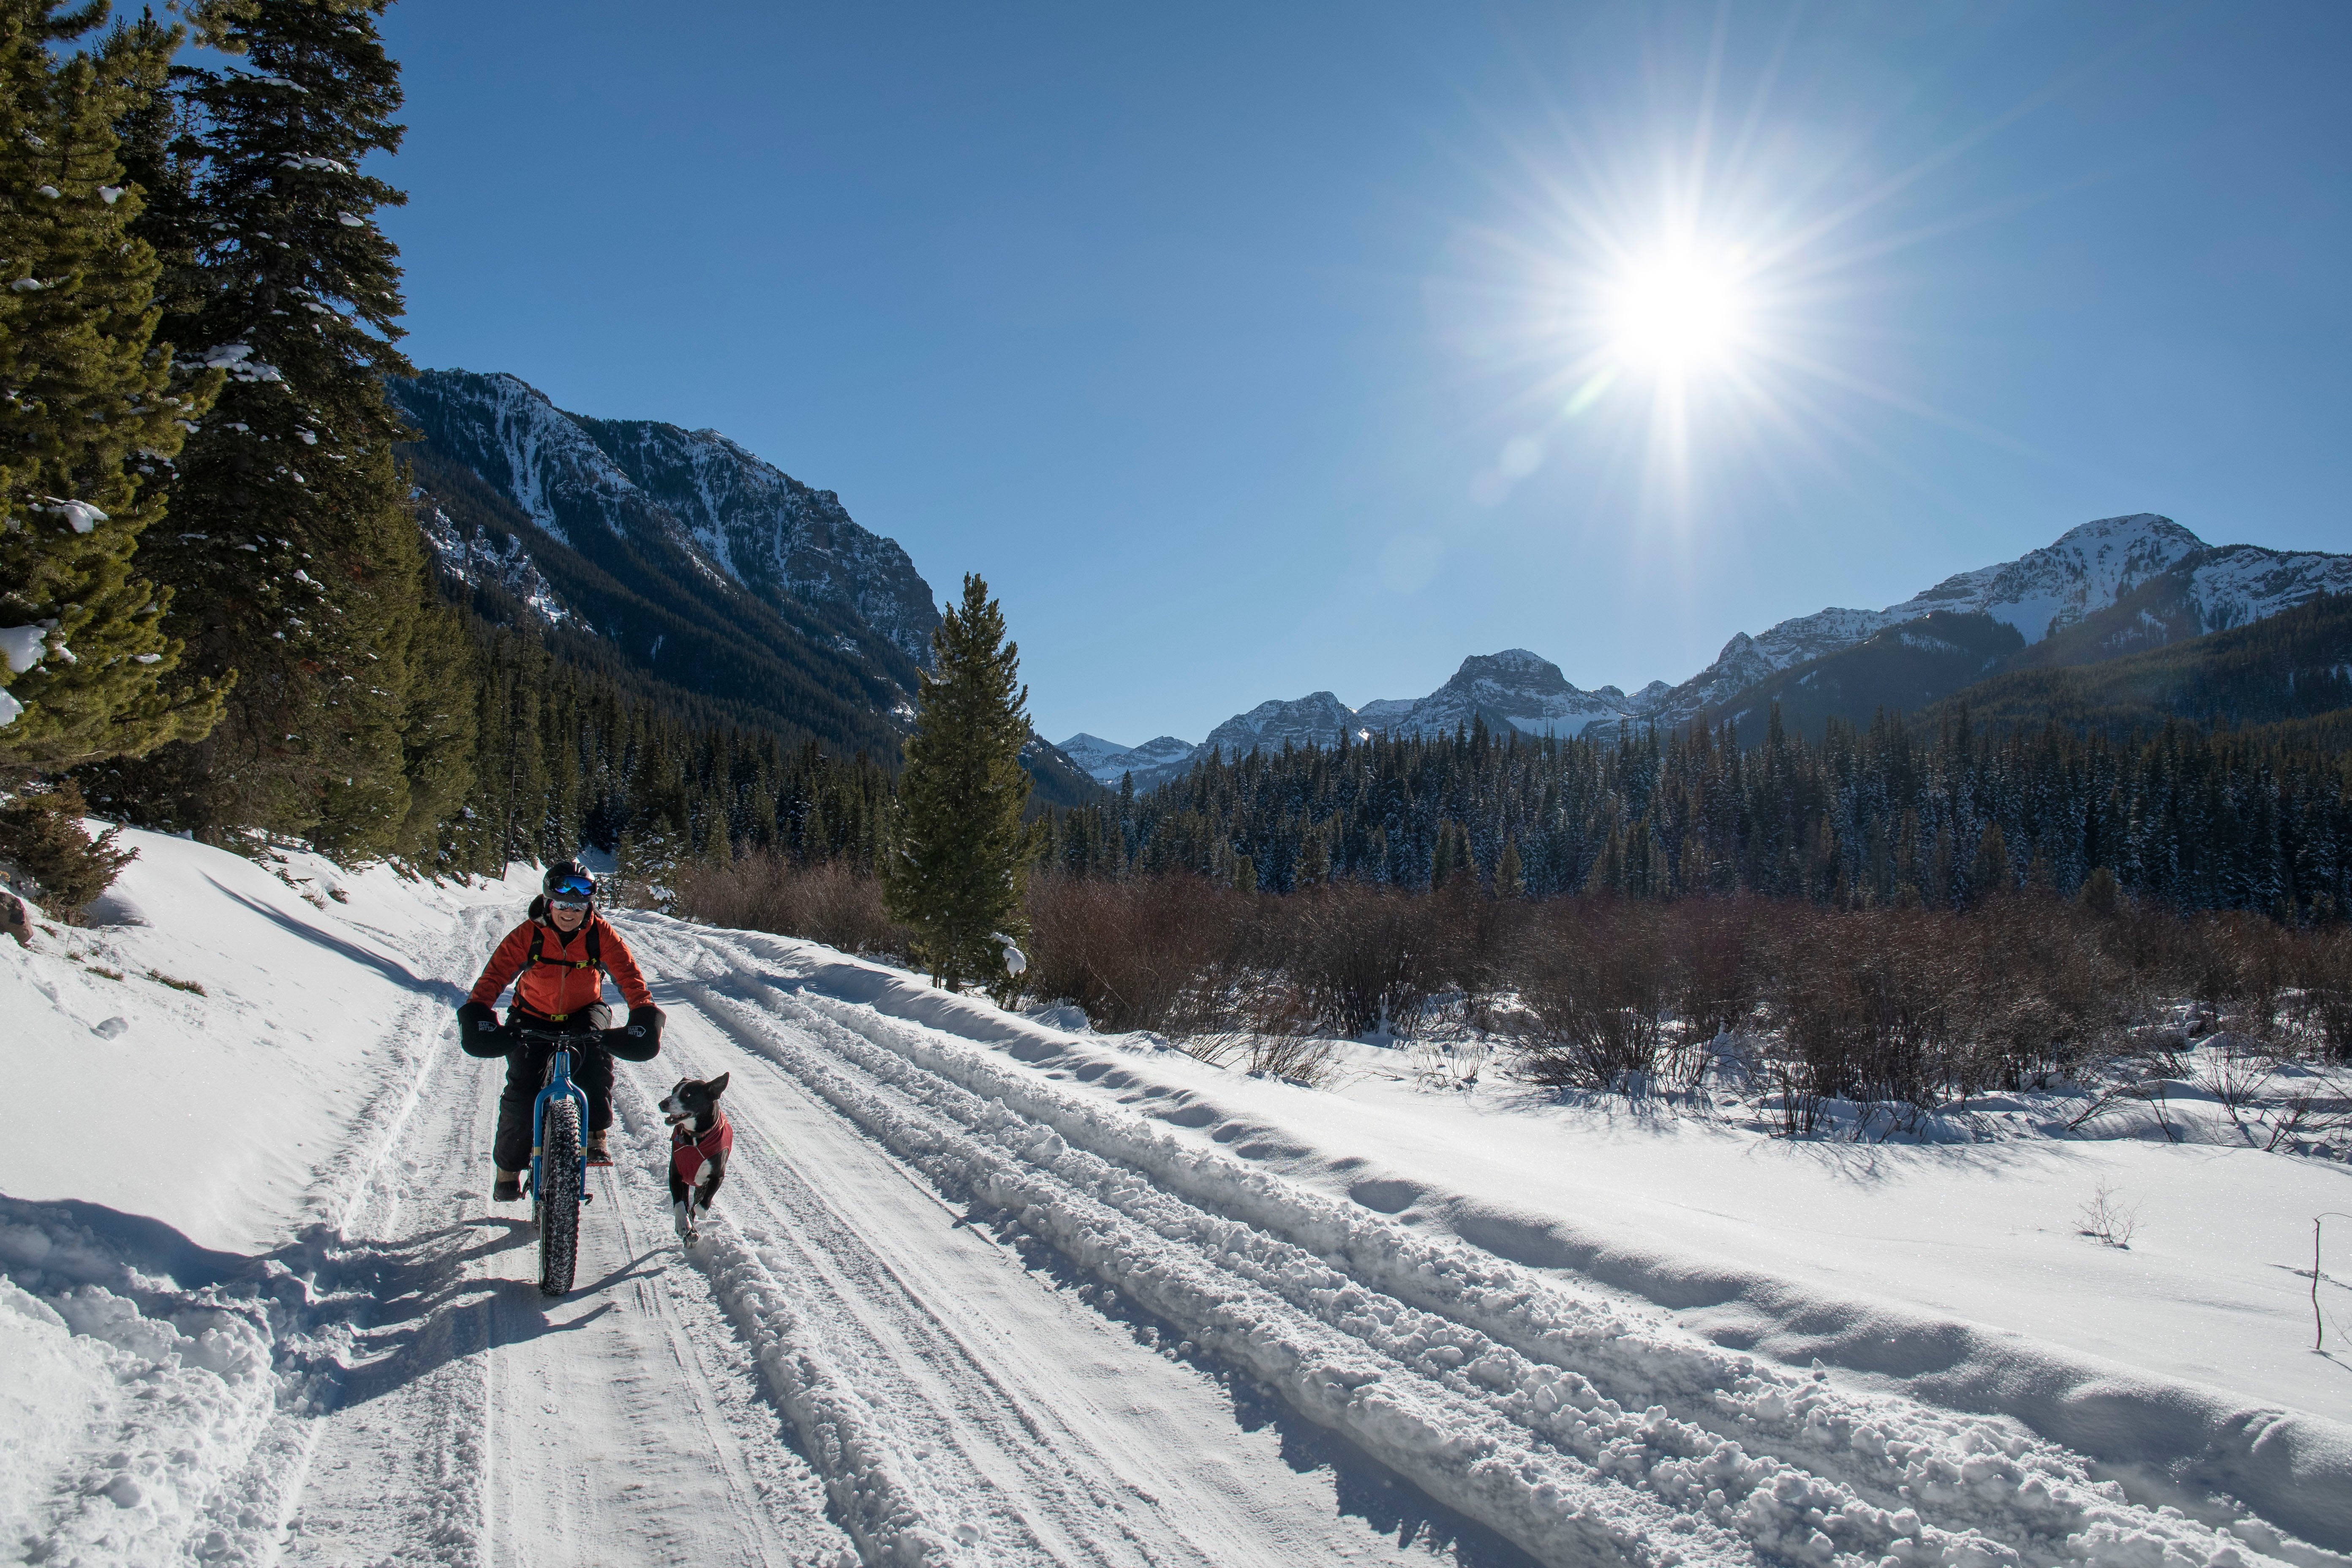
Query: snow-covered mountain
414 492 580 629
1157 515 2352 767
566 410 941 664
400 370 1105 803
1200 691 1365 762
1364 648 1647 739
1064 651 1644 788
392 368 939 667
1058 732 1200 787
1637 514 2217 732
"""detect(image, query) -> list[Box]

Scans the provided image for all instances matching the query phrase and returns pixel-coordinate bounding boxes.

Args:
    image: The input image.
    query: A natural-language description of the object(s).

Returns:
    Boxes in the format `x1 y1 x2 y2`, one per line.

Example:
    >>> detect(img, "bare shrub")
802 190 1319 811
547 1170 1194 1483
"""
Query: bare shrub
2077 1180 2140 1247
2198 1041 2277 1131
675 850 907 957
2260 1076 2352 1151
1669 896 1762 1041
1271 880 1458 1039
1200 1028 1344 1086
1768 907 1965 1120
1511 898 1675 1091
2284 927 2352 1061
1410 1035 1492 1092
1023 872 1240 1032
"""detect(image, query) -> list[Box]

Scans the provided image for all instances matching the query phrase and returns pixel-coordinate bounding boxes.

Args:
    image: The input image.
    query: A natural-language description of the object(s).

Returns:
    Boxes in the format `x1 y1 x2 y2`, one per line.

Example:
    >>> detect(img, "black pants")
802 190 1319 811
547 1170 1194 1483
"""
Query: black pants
492 1028 613 1172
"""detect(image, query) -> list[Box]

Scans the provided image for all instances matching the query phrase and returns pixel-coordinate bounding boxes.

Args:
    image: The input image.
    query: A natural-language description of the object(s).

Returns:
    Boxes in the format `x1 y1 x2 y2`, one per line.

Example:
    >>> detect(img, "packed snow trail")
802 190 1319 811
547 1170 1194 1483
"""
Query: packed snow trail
284 913 849 1568
259 906 1542 1568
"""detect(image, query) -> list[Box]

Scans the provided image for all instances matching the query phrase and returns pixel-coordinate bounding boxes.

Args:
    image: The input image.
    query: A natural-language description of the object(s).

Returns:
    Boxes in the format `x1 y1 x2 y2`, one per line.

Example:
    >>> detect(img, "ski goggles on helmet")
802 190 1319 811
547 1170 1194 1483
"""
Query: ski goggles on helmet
550 872 596 898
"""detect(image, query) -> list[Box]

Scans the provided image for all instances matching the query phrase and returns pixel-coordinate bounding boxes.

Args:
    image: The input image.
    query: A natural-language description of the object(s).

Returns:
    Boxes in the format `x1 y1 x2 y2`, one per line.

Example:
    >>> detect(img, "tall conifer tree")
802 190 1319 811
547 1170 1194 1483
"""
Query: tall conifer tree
884 573 1035 991
0 2 222 772
99 0 464 858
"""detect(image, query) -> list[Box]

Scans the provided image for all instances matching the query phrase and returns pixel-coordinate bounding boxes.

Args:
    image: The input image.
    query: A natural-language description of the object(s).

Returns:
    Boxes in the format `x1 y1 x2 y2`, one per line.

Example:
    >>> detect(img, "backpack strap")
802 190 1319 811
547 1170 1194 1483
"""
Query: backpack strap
524 918 606 972
520 919 609 1023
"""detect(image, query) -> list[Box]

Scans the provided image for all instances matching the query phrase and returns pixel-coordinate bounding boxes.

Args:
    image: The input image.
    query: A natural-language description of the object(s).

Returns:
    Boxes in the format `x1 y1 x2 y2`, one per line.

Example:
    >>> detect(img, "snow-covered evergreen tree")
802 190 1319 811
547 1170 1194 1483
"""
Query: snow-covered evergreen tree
0 3 223 773
99 0 463 859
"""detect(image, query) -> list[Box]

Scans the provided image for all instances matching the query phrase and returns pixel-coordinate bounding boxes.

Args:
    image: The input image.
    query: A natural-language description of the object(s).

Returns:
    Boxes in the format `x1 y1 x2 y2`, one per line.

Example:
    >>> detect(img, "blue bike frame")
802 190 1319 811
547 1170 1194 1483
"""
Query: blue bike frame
528 1039 594 1201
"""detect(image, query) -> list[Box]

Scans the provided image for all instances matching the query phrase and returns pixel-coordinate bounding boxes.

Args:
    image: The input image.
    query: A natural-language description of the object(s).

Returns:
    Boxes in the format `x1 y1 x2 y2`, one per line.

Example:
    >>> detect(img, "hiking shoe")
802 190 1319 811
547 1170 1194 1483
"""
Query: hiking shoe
585 1131 613 1166
492 1170 523 1202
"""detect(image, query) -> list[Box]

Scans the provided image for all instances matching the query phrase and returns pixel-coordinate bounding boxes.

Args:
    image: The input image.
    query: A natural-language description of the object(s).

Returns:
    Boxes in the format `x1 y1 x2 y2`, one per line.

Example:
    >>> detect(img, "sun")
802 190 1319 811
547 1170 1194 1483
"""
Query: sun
1608 248 1746 374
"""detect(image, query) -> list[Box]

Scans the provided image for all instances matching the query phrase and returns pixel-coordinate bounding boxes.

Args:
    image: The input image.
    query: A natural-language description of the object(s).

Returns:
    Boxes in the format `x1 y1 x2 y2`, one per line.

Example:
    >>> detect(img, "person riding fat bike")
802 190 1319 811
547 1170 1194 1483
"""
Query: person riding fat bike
456 862 664 1202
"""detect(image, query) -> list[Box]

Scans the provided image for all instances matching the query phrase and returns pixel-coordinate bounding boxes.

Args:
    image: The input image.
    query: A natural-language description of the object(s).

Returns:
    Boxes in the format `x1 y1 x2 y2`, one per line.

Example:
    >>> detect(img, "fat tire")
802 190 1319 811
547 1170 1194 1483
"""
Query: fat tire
536 1099 582 1296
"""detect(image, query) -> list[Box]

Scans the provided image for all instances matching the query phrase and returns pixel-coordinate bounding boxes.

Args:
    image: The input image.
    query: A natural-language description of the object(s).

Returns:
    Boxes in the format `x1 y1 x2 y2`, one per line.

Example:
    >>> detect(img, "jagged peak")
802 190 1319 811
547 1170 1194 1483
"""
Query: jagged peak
2045 512 2204 551
1451 648 1575 693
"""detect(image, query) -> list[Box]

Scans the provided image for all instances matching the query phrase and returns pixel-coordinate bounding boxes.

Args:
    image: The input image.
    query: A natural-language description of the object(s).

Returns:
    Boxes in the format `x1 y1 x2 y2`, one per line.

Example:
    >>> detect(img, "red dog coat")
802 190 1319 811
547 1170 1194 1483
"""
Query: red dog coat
672 1113 733 1188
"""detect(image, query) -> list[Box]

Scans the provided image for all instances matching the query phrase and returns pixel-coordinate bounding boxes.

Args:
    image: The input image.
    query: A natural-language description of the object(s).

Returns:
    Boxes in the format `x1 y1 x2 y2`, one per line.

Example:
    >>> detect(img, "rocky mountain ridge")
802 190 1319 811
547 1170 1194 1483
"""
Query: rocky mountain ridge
1065 514 2352 786
397 368 1102 804
394 369 939 668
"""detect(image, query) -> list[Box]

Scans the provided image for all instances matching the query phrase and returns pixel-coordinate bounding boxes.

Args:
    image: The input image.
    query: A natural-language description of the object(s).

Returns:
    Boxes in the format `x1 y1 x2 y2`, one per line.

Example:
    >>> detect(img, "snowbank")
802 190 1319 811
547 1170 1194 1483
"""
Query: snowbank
0 829 530 1565
0 828 531 1253
705 930 2352 1554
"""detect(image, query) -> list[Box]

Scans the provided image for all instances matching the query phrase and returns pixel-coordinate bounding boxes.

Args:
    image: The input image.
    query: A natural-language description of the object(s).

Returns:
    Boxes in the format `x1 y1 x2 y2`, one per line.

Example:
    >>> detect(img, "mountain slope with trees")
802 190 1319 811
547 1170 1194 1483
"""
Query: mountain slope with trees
1925 591 2352 737
396 369 1101 809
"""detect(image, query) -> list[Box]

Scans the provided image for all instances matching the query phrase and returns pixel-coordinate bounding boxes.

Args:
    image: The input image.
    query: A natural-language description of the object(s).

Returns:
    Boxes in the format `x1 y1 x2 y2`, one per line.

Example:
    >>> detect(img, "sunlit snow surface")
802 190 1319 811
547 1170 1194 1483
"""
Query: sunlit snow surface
4 831 2348 1566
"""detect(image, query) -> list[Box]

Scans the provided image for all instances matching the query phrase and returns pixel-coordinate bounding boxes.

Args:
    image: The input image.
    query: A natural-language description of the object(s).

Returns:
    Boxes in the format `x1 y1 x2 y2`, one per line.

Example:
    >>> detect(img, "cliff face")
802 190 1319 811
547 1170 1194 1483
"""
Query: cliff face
392 369 940 670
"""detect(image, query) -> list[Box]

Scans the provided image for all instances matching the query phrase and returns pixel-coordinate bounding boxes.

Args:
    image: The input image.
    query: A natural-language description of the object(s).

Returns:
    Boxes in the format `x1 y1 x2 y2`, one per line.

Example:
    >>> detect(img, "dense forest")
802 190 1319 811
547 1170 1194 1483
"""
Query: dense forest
1040 705 2352 921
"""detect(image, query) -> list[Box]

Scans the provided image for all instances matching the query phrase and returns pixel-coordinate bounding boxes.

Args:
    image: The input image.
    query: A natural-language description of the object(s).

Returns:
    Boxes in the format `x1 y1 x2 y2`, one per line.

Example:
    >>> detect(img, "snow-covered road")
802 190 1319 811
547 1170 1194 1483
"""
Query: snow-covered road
6 849 2346 1568
258 907 1546 1568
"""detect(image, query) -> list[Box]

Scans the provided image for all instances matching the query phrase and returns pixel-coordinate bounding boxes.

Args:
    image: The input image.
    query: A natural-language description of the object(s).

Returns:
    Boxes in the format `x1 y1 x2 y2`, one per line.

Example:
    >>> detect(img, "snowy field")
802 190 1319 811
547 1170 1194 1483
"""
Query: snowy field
3 828 2348 1567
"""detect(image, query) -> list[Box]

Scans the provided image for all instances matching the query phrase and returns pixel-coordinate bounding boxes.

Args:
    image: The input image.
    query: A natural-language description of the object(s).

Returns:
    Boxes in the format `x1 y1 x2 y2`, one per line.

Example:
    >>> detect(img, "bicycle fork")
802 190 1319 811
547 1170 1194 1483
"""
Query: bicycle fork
527 1047 596 1205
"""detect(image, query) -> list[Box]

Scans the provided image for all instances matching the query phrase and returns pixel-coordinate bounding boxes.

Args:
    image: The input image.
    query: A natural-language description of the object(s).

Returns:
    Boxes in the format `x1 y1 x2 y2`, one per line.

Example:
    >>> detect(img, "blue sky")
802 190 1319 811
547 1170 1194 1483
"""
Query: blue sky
378 1 2352 746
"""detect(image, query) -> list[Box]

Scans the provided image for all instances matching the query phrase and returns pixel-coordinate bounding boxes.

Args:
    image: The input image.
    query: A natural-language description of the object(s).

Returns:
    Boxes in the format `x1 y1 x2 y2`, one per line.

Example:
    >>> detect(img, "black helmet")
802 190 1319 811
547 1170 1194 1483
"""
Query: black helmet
543 861 597 904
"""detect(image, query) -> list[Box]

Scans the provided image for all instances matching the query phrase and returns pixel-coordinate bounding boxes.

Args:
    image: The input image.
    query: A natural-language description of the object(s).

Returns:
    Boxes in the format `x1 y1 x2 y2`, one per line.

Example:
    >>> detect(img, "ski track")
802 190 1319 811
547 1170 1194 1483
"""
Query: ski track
13 900 2346 1568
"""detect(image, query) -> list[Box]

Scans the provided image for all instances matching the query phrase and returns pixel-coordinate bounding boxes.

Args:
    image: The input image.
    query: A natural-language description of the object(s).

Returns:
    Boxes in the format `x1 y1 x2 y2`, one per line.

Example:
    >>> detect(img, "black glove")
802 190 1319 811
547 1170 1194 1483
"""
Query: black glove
456 1000 512 1058
605 1004 664 1062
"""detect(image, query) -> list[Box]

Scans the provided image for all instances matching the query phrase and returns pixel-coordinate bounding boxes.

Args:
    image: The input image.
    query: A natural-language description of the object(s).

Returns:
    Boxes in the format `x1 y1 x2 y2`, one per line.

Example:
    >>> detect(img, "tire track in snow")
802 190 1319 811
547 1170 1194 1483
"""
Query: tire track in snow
263 904 850 1568
625 920 2333 1568
621 966 1545 1568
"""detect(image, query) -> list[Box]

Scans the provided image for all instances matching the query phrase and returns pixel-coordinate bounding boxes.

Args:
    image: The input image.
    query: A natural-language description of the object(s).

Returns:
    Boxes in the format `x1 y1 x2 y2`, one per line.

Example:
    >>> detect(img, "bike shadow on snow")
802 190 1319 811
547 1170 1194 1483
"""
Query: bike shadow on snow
0 1195 604 1417
979 1204 1545 1568
298 1217 671 1410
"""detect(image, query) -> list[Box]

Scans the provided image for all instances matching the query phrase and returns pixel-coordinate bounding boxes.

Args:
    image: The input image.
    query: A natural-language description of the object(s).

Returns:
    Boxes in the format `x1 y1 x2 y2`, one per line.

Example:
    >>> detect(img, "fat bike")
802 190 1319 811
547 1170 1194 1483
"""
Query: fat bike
515 1026 596 1296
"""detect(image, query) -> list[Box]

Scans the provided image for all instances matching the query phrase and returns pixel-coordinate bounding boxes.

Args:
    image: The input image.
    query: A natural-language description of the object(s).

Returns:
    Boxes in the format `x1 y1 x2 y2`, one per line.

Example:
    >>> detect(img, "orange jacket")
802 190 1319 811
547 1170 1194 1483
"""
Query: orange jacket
468 912 653 1022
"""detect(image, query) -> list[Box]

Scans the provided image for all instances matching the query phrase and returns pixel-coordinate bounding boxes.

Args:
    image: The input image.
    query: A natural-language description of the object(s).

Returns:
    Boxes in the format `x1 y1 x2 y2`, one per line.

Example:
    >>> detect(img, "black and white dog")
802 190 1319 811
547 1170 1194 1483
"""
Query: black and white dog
658 1073 732 1241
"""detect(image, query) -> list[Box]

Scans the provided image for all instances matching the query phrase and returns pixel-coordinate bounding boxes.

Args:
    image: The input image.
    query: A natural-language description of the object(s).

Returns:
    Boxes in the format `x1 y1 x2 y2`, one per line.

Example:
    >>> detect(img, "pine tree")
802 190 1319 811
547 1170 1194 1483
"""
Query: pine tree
393 574 475 858
883 573 1035 991
0 775 131 911
0 3 223 773
1969 821 2010 904
99 0 452 858
1495 836 1524 898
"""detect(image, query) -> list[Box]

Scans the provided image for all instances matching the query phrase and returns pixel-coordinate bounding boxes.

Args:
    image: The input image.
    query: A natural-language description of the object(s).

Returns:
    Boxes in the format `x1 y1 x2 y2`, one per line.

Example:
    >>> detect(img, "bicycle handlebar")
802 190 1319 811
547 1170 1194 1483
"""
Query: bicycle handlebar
504 1021 661 1062
508 1024 600 1045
